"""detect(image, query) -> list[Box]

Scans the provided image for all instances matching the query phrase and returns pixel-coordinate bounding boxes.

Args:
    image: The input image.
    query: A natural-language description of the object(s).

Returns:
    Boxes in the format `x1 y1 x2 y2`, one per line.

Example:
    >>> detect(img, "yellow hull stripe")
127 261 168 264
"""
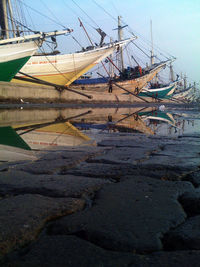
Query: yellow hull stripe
12 63 96 87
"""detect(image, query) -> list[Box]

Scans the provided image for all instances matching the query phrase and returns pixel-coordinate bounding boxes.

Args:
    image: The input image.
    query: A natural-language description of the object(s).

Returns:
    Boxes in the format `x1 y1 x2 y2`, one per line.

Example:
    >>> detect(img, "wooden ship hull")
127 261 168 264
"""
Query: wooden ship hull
139 81 177 98
13 39 132 87
70 61 168 95
0 41 41 82
0 0 70 82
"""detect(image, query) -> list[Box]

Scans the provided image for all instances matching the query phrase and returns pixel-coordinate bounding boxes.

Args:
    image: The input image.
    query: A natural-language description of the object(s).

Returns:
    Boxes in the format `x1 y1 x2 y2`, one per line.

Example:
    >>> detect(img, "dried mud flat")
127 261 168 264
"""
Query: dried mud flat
1 129 200 266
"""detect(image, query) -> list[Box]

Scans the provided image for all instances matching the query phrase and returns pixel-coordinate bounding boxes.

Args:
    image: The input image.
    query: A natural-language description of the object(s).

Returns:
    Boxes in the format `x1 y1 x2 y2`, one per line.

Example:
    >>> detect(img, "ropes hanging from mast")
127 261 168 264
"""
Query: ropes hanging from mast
17 0 69 29
91 0 174 62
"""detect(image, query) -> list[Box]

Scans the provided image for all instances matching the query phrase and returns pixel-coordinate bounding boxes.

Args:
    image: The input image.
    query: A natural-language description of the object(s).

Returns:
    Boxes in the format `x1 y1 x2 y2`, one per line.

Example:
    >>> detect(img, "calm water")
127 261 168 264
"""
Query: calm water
0 105 200 153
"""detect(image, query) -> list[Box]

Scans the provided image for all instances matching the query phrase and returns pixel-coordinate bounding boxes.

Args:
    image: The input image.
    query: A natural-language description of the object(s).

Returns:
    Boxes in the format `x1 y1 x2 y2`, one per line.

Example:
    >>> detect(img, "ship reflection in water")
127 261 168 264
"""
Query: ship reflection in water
0 106 197 162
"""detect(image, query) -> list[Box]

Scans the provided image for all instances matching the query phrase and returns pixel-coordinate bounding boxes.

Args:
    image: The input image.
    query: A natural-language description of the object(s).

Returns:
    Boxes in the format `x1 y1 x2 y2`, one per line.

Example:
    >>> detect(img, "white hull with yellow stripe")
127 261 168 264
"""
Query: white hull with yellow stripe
14 38 133 86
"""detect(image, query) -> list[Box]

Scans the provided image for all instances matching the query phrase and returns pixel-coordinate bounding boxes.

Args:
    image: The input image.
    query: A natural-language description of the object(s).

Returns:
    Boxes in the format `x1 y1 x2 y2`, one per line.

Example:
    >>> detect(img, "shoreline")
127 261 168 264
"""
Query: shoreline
0 101 198 110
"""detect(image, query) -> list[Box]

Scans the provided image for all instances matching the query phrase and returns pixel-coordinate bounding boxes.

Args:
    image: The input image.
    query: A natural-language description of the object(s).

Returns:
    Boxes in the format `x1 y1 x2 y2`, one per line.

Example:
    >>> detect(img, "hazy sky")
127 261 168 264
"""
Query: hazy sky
17 0 200 86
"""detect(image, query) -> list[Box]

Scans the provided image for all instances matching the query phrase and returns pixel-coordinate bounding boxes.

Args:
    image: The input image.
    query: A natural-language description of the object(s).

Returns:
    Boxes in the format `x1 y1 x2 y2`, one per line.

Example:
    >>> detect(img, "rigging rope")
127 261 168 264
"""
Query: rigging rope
37 45 73 84
131 41 150 59
92 0 175 61
71 0 99 28
40 0 65 30
17 0 68 29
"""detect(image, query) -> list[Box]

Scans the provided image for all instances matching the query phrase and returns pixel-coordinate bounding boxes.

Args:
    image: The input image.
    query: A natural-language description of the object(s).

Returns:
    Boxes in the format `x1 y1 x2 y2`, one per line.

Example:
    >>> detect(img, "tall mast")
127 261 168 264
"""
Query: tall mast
184 74 187 89
150 19 154 66
118 16 124 71
2 0 9 39
194 81 196 92
8 0 16 38
169 63 174 82
0 0 15 39
109 37 114 78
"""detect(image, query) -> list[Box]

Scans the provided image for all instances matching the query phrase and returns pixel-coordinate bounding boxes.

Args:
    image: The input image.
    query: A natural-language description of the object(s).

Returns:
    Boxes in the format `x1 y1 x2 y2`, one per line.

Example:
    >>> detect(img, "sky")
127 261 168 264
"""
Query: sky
15 0 200 87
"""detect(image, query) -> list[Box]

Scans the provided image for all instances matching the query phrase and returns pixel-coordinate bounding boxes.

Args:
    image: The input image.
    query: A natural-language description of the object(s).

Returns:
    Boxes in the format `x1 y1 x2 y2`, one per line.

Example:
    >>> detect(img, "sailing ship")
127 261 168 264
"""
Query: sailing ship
173 75 197 102
0 0 70 82
13 38 134 86
71 16 169 95
138 22 177 99
139 80 178 99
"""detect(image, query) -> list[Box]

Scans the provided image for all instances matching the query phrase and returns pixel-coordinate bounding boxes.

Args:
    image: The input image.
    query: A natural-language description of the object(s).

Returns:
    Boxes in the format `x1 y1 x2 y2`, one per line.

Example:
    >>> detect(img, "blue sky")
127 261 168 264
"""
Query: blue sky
18 0 200 86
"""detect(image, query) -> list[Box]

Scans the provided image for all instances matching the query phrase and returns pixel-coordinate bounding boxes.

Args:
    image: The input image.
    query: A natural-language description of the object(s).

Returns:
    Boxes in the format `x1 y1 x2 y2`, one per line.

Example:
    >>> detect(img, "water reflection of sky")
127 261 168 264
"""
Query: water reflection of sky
0 106 199 152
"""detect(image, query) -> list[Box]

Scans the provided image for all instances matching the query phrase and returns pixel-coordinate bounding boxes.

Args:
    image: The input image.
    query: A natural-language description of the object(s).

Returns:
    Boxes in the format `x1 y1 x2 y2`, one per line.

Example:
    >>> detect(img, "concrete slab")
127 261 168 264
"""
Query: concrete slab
0 171 111 198
0 194 85 256
49 177 193 253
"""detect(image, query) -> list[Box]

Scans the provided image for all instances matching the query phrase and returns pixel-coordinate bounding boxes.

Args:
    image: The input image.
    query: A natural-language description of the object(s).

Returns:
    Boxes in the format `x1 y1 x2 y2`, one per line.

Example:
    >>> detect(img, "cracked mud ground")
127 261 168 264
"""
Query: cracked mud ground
1 132 200 266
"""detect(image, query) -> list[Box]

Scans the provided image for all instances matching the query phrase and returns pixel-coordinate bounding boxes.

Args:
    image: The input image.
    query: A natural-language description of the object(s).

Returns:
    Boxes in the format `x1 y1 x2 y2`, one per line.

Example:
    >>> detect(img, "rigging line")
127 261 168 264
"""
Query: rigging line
62 0 104 44
13 0 23 32
47 126 69 146
61 1 88 26
70 0 113 40
17 0 67 29
111 1 120 17
125 23 170 56
24 4 36 32
92 0 118 23
62 0 95 29
91 49 121 74
132 40 153 57
40 0 64 29
71 35 84 49
128 27 170 59
131 41 150 59
116 16 175 59
43 41 56 53
92 43 132 74
91 0 174 59
19 0 27 29
92 1 172 60
6 15 36 33
37 45 73 83
125 46 132 68
71 0 99 28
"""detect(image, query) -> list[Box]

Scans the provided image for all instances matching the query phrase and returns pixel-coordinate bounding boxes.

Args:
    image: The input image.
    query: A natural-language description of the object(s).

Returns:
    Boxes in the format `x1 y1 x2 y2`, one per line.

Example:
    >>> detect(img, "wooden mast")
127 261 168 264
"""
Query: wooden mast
109 37 114 78
1 0 16 39
150 19 154 66
2 0 9 39
184 74 187 89
169 63 174 82
7 0 16 38
150 19 158 84
118 16 124 71
78 17 94 46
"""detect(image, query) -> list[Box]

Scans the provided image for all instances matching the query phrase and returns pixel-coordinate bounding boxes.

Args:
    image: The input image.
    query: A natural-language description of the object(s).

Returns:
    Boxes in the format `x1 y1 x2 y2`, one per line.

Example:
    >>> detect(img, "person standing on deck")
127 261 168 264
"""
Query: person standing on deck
108 79 113 93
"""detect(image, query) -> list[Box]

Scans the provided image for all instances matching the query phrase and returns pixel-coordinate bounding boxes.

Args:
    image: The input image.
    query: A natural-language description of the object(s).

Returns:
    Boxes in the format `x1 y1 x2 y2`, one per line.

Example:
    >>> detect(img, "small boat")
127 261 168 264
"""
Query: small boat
139 80 178 98
0 0 70 82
